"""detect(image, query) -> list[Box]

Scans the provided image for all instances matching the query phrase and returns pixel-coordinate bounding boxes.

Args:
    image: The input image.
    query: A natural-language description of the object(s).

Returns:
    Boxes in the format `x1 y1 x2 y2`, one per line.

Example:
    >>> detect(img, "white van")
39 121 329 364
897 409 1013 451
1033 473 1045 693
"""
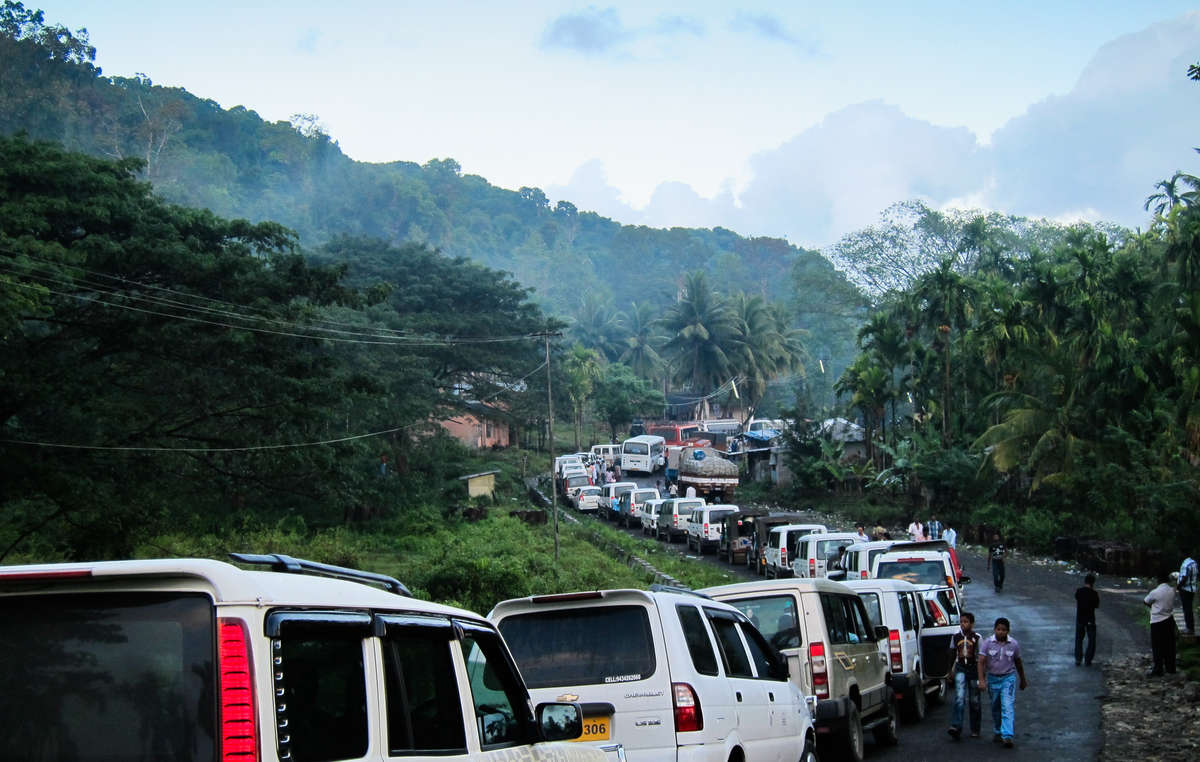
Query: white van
685 504 740 554
791 532 862 580
0 556 606 762
490 588 818 762
842 540 899 580
620 435 666 474
654 497 706 542
763 524 828 578
590 443 622 466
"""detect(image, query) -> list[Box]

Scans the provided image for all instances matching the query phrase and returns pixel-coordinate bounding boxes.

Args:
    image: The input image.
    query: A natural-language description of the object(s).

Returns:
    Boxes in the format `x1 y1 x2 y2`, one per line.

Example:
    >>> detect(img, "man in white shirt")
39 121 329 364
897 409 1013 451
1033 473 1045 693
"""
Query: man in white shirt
1179 554 1197 635
1144 571 1177 676
907 519 925 542
943 525 958 549
854 524 870 543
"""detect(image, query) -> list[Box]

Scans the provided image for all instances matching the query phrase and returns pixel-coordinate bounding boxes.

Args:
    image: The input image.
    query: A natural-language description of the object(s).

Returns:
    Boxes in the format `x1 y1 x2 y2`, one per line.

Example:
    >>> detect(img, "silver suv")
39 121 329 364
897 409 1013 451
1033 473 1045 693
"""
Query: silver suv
0 554 611 762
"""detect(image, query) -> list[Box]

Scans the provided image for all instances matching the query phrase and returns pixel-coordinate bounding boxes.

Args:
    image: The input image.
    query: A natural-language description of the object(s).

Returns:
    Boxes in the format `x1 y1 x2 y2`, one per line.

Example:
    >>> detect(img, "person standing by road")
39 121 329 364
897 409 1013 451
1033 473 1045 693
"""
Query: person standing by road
927 514 944 541
855 524 870 543
1145 570 1177 676
668 481 678 498
1179 552 1197 635
988 533 1007 592
907 518 926 541
873 523 887 541
1074 574 1100 666
948 611 982 739
977 617 1027 748
943 524 958 549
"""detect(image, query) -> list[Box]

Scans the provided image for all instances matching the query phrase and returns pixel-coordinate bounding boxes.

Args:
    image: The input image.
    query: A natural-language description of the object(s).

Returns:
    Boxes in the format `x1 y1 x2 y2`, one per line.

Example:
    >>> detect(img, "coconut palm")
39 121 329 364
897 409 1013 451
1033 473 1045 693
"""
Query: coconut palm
660 271 736 395
619 301 665 380
570 293 627 362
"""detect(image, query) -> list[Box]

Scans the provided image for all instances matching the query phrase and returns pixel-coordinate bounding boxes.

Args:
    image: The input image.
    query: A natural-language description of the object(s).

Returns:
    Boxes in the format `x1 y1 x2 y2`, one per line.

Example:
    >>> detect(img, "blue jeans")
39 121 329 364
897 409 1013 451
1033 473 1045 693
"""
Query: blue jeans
951 664 981 732
987 671 1017 738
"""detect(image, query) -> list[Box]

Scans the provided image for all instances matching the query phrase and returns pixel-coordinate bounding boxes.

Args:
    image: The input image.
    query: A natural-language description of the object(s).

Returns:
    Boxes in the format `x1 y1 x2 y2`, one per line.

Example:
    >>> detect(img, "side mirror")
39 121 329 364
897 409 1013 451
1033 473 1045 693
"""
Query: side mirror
961 576 972 585
874 625 890 642
536 702 583 742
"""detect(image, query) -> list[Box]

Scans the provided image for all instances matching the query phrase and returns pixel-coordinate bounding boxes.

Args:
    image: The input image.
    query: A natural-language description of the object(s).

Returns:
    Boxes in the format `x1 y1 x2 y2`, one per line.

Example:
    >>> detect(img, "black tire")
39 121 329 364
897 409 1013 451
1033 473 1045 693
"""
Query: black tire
873 699 900 746
837 704 865 762
903 679 927 722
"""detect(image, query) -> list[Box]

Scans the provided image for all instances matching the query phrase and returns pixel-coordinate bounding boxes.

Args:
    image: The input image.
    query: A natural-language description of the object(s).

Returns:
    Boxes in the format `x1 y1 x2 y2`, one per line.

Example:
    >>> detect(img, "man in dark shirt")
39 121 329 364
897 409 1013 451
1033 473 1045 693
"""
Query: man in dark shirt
988 533 1007 592
947 611 982 739
1074 573 1100 666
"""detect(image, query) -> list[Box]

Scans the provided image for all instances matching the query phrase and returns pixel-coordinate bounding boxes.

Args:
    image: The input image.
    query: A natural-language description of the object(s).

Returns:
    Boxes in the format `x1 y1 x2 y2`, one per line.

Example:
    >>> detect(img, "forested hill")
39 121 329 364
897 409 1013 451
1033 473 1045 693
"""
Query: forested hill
0 6 861 323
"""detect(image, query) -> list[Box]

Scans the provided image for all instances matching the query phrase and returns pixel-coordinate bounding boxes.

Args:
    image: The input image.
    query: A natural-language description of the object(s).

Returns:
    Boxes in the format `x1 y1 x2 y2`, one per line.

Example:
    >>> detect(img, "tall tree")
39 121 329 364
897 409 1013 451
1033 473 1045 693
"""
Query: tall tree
660 271 735 395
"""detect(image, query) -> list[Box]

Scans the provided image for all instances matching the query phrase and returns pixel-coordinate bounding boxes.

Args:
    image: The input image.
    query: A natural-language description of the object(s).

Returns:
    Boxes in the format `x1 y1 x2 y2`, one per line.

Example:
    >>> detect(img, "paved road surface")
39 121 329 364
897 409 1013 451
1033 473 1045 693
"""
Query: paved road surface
596 478 1143 759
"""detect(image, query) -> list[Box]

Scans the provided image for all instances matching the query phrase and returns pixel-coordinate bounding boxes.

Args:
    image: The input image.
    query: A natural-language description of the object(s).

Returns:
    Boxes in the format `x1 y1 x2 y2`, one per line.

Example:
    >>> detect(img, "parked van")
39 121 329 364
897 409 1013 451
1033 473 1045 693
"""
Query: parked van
842 540 900 580
763 524 829 578
0 555 606 762
702 578 899 761
872 548 968 606
744 514 816 575
620 435 666 474
590 443 622 466
601 481 638 521
791 532 862 580
573 485 605 513
490 588 818 762
843 579 961 721
685 504 740 554
617 487 661 528
640 498 666 535
654 497 706 542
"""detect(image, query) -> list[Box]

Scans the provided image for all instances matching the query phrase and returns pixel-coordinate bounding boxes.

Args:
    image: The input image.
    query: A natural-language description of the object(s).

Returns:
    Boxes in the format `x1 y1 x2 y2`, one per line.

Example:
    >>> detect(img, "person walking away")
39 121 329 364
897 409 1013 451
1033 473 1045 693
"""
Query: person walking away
943 524 958 549
1145 570 1177 676
907 518 925 542
927 514 944 541
988 533 1007 592
948 611 982 739
1074 574 1100 666
1179 553 1197 635
685 484 697 498
977 617 1027 748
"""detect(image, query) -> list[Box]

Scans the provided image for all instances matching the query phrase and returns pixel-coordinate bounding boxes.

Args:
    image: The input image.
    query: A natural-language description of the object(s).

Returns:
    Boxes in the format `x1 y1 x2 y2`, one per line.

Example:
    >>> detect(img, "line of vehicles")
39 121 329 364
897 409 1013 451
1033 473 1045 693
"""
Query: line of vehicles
549 447 972 761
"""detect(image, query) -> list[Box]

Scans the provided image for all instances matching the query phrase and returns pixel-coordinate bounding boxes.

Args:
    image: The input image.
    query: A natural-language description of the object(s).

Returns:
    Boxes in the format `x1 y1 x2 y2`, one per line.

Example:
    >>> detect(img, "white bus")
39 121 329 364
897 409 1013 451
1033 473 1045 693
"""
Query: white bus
621 434 666 474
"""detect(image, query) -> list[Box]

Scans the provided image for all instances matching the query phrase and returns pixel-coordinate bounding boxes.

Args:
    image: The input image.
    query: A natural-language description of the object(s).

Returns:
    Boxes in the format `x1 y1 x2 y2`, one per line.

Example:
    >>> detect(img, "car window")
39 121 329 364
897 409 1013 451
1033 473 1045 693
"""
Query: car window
768 531 781 549
875 560 947 586
460 628 535 748
820 593 851 644
383 629 467 754
816 538 854 559
676 604 720 676
278 634 369 762
0 592 216 762
868 549 885 569
844 597 873 642
858 592 882 629
707 613 754 677
725 594 801 650
925 588 961 625
497 606 655 688
738 622 785 680
899 594 916 632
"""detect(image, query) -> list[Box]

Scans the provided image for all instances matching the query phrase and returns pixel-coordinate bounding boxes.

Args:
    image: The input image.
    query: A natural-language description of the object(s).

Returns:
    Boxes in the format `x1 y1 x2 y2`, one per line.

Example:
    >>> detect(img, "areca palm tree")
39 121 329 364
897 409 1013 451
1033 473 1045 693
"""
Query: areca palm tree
619 301 665 381
727 293 807 419
660 271 736 395
835 355 891 467
1145 172 1200 217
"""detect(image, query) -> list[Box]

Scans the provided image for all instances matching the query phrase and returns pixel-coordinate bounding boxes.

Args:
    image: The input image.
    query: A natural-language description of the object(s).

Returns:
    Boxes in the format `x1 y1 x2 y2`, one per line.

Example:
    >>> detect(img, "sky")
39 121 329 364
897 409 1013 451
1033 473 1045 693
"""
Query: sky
43 1 1200 246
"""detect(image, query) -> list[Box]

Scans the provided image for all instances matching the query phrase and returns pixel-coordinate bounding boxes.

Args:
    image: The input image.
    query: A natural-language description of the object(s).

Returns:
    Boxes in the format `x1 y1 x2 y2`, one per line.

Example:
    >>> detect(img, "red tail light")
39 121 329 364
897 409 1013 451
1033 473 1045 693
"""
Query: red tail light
860 570 869 579
218 618 258 761
808 558 816 578
809 642 829 699
673 682 703 732
780 548 787 566
888 629 903 672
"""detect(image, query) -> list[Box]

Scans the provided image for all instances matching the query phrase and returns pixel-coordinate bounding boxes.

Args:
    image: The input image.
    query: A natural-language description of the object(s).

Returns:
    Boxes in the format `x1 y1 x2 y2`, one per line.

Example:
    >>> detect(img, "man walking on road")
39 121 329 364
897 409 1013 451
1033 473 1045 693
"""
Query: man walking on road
1179 553 1197 635
978 617 1027 748
1074 573 1099 666
988 533 1007 592
927 514 944 541
1145 570 1177 676
943 524 958 548
907 518 926 541
948 611 982 739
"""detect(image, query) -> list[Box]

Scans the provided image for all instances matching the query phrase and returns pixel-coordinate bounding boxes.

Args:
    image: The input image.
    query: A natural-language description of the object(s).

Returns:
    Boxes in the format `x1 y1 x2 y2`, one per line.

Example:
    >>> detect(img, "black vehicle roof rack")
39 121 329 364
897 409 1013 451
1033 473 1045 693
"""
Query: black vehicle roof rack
649 583 711 599
229 553 412 597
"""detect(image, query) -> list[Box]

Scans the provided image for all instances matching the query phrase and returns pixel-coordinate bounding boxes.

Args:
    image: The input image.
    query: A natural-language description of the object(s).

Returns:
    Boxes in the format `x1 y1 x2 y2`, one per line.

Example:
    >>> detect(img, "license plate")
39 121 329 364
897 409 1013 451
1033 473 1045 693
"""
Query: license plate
575 716 611 742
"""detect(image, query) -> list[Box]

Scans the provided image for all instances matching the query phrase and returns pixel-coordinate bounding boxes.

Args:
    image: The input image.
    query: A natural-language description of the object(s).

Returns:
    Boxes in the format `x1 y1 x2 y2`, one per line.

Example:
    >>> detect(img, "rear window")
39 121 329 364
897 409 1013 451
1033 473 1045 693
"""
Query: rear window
498 605 655 688
725 594 802 650
858 592 882 629
579 487 602 496
0 592 215 762
634 490 657 502
615 485 635 497
625 442 649 455
708 509 737 522
566 475 590 487
815 539 854 559
876 560 947 586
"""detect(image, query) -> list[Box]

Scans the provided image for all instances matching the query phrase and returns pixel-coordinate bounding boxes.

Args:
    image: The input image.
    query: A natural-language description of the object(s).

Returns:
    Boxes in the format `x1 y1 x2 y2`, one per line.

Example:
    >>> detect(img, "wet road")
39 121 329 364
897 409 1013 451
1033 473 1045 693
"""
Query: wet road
596 480 1141 760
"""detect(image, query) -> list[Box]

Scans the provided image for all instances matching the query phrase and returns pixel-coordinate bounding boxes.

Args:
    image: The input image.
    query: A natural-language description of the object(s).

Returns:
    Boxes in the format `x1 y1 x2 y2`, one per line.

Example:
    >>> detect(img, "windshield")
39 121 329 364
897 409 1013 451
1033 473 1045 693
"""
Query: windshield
876 560 948 586
725 595 801 650
497 606 655 688
624 442 648 455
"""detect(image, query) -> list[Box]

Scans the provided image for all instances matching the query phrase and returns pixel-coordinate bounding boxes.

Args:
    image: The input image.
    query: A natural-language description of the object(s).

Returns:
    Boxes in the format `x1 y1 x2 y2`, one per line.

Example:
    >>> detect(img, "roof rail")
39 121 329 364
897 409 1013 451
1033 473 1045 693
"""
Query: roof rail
649 583 711 599
229 553 412 597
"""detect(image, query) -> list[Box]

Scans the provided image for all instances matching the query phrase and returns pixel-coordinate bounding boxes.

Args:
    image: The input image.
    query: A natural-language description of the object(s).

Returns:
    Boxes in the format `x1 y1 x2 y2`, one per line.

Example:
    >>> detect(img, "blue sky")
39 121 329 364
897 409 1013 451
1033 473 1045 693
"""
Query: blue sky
43 2 1200 244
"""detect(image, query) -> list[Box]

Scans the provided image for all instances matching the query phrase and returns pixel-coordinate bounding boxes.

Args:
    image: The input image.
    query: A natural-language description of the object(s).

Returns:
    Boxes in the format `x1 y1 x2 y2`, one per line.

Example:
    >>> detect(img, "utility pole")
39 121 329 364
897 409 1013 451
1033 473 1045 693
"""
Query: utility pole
533 330 562 561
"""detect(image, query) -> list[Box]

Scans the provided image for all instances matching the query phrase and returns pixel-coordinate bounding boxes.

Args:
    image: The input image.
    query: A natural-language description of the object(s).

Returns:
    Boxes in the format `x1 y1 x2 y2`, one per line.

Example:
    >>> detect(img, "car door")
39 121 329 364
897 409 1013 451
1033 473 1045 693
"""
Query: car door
842 596 887 715
916 586 962 681
818 593 855 698
705 608 774 761
738 618 801 762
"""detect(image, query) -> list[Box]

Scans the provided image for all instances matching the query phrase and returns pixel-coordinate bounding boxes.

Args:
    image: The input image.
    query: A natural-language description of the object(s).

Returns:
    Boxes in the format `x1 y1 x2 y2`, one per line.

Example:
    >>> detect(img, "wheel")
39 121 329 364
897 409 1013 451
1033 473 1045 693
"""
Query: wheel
800 738 819 762
837 704 865 762
872 699 900 746
903 678 926 722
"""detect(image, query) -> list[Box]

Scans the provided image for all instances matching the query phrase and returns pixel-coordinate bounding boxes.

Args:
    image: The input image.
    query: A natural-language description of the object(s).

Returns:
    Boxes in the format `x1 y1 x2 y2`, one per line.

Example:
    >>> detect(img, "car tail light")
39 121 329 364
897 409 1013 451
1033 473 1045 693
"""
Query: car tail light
888 629 903 672
810 642 829 698
808 558 816 578
860 570 869 579
673 682 703 732
217 618 258 761
0 568 92 581
946 575 956 590
780 547 787 566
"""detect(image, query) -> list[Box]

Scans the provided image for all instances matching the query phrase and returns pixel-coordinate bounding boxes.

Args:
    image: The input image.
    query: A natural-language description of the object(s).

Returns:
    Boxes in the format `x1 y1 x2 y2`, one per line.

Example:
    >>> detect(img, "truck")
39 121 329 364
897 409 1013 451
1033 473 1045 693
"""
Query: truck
676 445 738 500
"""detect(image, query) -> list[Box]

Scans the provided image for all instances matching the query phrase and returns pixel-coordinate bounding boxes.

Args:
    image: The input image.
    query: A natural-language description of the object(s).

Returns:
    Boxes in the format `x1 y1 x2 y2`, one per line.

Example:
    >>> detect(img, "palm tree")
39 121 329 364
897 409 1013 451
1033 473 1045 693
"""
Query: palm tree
561 344 603 450
1145 171 1200 217
909 260 977 443
835 355 892 467
660 271 736 395
619 301 665 381
570 294 627 362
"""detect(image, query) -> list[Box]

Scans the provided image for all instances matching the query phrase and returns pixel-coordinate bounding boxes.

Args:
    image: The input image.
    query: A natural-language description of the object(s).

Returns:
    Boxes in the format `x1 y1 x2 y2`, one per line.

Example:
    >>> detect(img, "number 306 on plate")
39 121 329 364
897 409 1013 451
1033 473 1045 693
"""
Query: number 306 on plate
573 717 611 742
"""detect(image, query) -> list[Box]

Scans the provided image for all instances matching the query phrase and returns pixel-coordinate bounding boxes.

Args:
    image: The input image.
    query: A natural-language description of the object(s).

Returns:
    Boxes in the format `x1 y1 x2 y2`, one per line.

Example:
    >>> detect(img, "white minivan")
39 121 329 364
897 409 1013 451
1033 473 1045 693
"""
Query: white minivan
685 504 740 554
791 532 862 580
762 524 828 578
591 443 622 466
490 588 818 762
620 435 666 474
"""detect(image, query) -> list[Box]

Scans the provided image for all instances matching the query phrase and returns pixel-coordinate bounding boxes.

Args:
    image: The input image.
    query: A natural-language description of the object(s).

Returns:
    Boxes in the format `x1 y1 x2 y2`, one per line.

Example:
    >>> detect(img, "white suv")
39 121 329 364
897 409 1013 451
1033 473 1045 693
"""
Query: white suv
0 555 611 762
791 532 862 579
763 524 828 578
490 587 818 762
685 504 740 554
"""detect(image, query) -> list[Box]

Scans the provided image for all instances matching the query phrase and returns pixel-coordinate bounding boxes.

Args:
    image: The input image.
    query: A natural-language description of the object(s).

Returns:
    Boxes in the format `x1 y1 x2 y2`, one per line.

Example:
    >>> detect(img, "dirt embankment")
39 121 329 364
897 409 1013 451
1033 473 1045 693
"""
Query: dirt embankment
1101 652 1200 761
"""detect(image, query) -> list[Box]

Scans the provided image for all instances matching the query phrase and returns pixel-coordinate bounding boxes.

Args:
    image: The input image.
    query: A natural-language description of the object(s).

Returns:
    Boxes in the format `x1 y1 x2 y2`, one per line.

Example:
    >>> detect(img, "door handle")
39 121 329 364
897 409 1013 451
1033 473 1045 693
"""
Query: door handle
736 691 743 702
768 692 775 701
